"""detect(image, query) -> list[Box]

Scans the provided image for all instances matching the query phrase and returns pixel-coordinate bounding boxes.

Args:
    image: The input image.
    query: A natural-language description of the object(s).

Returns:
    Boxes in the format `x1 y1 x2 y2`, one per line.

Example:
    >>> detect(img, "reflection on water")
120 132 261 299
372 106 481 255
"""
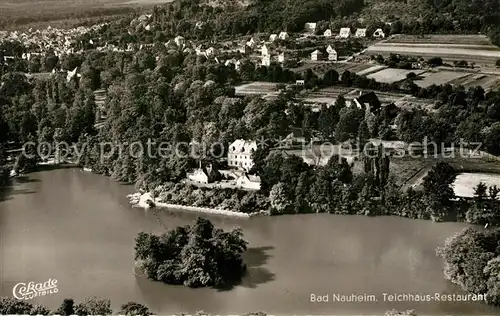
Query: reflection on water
0 168 497 315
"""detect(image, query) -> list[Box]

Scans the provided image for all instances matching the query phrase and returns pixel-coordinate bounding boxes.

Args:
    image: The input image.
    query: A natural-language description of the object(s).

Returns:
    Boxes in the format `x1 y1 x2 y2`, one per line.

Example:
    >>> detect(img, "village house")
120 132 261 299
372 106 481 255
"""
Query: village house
324 29 333 37
304 22 317 33
373 28 385 38
186 164 220 184
353 91 382 113
326 45 337 61
355 28 367 38
278 31 289 40
262 55 271 66
174 36 185 47
228 139 257 171
278 52 286 63
236 174 261 190
246 37 257 48
296 80 305 85
239 45 251 54
261 44 270 57
339 27 351 38
269 34 278 42
205 47 216 57
311 49 322 61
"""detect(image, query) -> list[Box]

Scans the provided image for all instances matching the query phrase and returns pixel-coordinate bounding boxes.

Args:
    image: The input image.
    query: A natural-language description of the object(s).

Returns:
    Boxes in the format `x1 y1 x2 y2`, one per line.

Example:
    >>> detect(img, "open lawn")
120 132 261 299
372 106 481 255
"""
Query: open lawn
453 173 500 198
366 68 427 83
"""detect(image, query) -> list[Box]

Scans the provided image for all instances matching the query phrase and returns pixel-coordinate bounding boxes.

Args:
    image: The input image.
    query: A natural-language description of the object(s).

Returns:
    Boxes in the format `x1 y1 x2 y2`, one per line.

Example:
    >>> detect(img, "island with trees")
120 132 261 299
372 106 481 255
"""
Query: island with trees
134 217 248 288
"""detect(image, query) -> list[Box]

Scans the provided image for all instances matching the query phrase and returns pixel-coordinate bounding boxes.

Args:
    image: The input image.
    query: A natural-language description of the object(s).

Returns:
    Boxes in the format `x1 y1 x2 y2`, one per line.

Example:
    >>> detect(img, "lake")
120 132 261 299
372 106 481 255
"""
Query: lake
0 167 497 315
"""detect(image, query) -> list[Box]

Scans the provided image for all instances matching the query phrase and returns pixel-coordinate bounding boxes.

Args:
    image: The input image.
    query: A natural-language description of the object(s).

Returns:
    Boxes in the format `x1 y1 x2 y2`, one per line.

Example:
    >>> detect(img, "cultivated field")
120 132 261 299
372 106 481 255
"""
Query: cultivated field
365 34 500 65
366 68 427 83
413 71 469 88
234 81 279 97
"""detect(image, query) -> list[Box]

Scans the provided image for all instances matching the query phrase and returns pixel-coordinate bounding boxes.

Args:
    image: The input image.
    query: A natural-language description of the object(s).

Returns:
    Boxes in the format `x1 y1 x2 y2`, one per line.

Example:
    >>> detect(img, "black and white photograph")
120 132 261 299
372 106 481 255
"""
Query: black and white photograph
1 0 500 314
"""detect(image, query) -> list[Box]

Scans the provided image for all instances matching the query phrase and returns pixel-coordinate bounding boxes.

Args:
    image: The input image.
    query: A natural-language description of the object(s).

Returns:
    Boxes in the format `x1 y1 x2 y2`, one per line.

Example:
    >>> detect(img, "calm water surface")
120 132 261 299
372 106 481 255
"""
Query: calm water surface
0 168 498 315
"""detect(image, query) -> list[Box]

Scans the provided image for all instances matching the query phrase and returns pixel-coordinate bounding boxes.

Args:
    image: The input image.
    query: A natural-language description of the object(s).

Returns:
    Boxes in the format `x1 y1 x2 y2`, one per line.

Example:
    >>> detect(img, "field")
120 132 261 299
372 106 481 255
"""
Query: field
413 71 469 88
365 34 500 65
453 173 500 198
291 62 374 76
234 81 279 97
0 0 170 29
366 68 426 83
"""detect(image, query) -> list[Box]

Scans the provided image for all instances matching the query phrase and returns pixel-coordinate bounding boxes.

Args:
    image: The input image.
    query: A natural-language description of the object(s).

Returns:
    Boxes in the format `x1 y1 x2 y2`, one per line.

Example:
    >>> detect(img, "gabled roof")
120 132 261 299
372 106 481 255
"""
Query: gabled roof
229 139 257 154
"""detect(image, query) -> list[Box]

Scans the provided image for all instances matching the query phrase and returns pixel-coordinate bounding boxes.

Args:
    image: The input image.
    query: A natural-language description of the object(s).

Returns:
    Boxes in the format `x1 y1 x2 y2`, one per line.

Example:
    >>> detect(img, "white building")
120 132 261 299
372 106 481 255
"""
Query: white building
262 55 271 66
355 28 367 38
339 27 351 38
228 139 257 171
324 29 332 37
278 52 286 63
311 49 322 61
269 34 278 42
304 23 317 33
236 174 261 190
205 47 216 57
174 35 185 47
296 79 305 85
278 31 289 40
261 44 270 57
326 45 337 61
373 28 385 38
186 165 219 184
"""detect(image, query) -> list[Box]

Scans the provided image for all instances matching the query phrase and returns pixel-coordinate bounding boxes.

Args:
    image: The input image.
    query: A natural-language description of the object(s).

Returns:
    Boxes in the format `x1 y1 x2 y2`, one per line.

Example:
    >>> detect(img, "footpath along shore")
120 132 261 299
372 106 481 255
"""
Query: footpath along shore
127 192 267 218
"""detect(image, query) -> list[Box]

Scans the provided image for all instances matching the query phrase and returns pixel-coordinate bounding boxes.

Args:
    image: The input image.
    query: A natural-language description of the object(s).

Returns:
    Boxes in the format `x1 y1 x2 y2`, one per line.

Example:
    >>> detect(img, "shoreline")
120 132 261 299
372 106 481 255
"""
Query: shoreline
127 192 267 218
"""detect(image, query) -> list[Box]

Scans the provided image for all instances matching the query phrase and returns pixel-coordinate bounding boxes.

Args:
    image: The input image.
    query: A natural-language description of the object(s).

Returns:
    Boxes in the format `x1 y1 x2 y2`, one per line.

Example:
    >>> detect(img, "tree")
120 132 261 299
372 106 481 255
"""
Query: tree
74 297 112 316
335 107 363 142
119 302 151 316
54 299 75 316
269 182 292 214
423 162 456 221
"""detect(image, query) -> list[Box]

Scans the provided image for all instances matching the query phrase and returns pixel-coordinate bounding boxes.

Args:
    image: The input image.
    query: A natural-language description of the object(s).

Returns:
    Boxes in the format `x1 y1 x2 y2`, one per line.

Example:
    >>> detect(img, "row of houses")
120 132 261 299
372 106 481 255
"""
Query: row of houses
304 23 386 39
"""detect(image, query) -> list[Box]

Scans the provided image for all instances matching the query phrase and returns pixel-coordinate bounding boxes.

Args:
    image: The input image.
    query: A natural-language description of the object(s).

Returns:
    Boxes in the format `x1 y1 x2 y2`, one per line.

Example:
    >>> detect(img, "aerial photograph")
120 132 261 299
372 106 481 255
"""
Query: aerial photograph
1 0 500 315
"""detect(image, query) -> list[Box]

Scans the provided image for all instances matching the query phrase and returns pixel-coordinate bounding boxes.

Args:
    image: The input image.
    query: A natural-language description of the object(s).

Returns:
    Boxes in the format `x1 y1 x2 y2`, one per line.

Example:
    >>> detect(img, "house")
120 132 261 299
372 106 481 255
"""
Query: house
225 59 241 70
339 27 351 38
311 49 322 61
278 52 286 63
261 44 270 57
187 164 220 184
262 55 271 66
66 67 79 83
246 37 257 48
269 34 278 42
278 31 289 40
355 28 367 38
228 139 257 171
296 80 305 85
195 21 205 29
373 28 385 38
236 174 261 190
353 91 381 113
174 35 185 47
304 23 317 33
324 29 333 37
239 45 251 54
326 45 337 61
205 47 216 57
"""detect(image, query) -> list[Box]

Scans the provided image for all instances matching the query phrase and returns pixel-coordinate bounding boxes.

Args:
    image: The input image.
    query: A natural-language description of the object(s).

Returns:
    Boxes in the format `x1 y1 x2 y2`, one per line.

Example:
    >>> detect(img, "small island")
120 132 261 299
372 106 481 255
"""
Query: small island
134 217 248 288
